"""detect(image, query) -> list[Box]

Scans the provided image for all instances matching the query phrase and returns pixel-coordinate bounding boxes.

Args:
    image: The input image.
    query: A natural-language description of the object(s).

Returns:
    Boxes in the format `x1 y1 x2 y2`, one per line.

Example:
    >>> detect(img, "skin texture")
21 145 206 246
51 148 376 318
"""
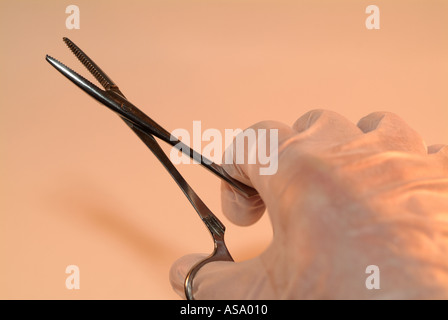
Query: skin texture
169 110 448 299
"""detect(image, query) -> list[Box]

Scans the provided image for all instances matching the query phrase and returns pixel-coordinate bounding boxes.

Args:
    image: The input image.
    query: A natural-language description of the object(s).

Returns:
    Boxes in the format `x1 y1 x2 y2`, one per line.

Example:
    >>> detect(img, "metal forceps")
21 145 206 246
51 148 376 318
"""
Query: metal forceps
46 38 257 300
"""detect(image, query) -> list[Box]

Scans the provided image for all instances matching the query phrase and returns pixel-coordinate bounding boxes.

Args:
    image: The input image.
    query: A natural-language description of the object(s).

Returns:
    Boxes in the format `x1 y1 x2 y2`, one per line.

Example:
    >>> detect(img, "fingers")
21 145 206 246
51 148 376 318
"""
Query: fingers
428 144 447 154
221 120 296 226
220 110 432 227
291 110 428 155
292 109 363 140
280 109 366 158
357 112 427 154
221 181 266 226
170 254 270 299
427 144 448 173
220 110 370 226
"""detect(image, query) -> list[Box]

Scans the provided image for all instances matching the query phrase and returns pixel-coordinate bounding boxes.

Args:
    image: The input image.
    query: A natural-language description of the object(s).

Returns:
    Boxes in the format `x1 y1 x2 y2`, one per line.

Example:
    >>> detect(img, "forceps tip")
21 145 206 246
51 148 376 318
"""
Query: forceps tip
45 54 66 70
61 37 115 91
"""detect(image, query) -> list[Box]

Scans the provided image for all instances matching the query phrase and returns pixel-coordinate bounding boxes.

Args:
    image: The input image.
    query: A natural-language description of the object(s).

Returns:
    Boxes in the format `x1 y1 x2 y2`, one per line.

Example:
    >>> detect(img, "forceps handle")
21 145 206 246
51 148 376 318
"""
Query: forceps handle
176 141 258 199
184 237 233 300
126 120 234 300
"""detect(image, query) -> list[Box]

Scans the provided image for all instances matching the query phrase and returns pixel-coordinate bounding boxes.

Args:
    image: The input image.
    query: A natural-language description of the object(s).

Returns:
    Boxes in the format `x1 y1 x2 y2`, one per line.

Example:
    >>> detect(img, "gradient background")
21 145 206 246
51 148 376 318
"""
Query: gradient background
1 0 447 299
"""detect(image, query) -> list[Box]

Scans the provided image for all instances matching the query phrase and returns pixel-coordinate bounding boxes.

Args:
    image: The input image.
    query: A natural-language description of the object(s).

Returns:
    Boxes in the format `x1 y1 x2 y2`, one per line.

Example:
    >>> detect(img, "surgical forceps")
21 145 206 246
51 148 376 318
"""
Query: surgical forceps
46 38 257 300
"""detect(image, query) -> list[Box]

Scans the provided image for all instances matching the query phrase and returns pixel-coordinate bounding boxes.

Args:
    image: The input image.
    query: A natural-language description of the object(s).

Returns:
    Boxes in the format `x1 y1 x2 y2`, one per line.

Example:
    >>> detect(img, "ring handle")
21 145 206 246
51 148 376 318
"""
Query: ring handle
184 238 234 300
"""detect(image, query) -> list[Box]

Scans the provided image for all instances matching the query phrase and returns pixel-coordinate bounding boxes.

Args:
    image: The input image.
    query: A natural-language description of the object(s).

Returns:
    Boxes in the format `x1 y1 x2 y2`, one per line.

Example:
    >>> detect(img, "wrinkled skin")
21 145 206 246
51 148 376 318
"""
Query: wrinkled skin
170 110 448 299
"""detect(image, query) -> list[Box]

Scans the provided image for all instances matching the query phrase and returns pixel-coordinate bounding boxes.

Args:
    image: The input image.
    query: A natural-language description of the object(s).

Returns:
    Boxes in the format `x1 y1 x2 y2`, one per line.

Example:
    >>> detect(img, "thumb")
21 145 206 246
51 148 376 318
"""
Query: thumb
169 253 272 299
221 120 296 226
169 253 207 299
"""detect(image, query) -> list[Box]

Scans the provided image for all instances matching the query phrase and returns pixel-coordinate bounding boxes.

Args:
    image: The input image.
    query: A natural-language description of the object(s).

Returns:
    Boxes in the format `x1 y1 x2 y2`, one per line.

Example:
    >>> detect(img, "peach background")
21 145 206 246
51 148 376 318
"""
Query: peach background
1 0 447 299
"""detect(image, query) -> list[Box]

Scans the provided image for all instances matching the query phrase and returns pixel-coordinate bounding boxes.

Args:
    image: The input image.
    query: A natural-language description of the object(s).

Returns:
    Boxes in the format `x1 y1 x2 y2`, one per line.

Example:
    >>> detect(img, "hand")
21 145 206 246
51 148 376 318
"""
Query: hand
170 110 448 299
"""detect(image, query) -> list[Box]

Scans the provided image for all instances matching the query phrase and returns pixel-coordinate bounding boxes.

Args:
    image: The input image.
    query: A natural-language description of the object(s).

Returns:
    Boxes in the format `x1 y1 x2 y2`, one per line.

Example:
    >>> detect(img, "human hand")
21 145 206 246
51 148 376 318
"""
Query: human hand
170 110 448 299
